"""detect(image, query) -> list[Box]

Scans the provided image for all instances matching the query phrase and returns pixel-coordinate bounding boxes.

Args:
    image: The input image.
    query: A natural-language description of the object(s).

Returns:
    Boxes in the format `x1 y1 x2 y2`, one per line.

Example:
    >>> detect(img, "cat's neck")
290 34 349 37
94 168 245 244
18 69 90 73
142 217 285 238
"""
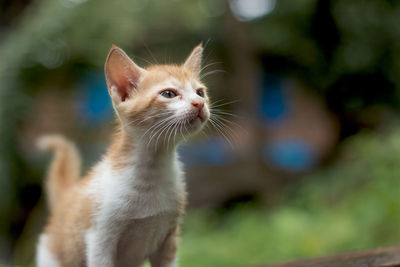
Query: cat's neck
105 126 178 171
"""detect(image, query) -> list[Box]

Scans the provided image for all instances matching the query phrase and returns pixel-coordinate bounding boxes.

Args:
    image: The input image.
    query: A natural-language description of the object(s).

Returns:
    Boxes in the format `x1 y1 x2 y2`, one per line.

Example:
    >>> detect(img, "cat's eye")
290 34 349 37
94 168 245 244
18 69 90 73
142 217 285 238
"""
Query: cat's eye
160 90 177 98
196 88 205 97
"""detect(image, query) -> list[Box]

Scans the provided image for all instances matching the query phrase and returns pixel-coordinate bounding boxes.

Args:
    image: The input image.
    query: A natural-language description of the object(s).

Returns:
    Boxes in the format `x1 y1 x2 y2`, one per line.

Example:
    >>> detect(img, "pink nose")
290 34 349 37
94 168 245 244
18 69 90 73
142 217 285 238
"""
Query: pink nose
192 102 204 110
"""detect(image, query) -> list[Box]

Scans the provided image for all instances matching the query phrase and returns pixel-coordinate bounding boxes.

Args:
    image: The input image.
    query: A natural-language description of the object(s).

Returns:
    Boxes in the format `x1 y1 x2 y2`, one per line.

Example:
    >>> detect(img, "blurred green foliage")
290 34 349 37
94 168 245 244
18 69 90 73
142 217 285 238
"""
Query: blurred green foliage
179 127 400 266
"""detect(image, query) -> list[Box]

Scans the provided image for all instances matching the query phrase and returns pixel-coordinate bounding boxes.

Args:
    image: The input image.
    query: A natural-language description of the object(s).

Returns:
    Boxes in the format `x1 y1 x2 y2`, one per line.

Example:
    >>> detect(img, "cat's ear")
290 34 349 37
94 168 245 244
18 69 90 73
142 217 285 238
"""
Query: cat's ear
183 43 203 75
105 45 146 103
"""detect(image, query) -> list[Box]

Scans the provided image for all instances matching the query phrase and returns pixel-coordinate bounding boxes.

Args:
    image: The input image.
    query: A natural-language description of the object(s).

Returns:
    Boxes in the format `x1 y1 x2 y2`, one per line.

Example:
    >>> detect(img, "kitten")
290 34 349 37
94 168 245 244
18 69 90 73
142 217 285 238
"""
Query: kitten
36 44 209 267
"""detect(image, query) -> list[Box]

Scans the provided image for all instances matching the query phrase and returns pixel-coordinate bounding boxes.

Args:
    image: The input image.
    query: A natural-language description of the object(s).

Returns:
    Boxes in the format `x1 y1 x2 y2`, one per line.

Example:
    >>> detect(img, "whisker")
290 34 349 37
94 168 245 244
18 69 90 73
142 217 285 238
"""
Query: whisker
183 120 190 139
155 118 177 148
132 55 154 66
199 62 222 74
152 120 172 148
144 118 171 148
148 121 170 150
211 99 241 108
141 117 169 140
143 115 176 146
122 111 173 133
141 41 159 65
209 98 227 106
211 115 241 141
212 114 245 132
209 118 234 148
211 109 241 119
138 112 173 123
201 39 214 64
178 120 187 143
203 38 212 51
166 119 179 150
200 69 226 79
173 122 179 145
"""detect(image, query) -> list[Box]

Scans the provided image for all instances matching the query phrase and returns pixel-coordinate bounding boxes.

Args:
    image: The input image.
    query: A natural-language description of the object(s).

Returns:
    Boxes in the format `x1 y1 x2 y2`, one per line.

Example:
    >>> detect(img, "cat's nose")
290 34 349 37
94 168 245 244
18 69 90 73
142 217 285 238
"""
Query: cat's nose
191 102 204 110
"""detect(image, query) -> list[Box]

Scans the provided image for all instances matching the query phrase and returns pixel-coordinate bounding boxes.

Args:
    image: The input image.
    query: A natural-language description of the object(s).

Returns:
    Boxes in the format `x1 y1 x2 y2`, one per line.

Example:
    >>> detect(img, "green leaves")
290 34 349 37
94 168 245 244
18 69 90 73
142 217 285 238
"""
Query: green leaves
179 128 400 267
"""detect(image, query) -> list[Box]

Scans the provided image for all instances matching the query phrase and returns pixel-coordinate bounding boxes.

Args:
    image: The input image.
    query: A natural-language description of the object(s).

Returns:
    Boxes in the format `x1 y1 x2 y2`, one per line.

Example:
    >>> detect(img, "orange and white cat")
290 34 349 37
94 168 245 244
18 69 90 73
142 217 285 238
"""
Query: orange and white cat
36 44 209 267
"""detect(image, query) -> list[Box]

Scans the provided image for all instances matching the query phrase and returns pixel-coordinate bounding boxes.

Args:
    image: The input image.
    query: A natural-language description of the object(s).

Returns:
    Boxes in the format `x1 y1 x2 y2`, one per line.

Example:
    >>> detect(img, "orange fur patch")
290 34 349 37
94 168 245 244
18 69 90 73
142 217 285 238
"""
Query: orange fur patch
44 181 95 266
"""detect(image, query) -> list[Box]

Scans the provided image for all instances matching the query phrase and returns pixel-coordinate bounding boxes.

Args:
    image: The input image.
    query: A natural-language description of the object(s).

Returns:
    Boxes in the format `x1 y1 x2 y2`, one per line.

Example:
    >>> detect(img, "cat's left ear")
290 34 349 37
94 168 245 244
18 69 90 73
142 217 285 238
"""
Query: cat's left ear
105 45 146 104
183 43 203 75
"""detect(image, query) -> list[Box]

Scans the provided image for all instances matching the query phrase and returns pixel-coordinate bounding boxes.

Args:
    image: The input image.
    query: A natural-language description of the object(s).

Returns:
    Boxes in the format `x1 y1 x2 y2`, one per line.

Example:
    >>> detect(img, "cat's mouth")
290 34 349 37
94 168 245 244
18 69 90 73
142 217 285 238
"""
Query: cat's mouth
188 111 206 125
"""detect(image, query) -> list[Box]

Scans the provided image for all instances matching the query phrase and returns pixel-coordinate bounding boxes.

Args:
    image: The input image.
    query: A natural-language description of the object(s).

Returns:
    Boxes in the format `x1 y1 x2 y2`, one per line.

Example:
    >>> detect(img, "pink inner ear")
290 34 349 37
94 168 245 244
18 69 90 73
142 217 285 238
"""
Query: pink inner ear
106 47 143 102
113 72 134 102
118 85 129 102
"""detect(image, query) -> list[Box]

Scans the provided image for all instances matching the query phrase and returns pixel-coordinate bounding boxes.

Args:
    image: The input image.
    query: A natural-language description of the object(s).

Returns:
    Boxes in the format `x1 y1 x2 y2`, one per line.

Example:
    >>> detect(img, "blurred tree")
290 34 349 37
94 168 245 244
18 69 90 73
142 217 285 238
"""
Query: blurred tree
254 0 400 136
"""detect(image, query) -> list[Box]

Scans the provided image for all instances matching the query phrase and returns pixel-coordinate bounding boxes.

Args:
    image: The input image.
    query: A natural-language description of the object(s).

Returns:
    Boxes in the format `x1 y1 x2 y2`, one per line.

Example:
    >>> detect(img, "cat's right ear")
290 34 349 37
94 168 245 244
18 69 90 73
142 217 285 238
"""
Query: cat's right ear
105 45 146 104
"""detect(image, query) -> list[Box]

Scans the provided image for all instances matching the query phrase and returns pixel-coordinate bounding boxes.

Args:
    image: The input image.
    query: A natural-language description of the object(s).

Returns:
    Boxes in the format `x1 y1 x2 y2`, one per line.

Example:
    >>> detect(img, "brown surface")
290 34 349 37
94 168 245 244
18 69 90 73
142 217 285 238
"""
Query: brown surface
251 246 400 267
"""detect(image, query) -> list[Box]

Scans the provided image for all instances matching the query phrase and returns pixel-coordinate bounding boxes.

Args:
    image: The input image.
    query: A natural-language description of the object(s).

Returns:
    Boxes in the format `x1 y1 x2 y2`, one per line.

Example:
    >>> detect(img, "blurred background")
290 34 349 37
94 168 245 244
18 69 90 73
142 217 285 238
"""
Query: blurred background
1 0 400 266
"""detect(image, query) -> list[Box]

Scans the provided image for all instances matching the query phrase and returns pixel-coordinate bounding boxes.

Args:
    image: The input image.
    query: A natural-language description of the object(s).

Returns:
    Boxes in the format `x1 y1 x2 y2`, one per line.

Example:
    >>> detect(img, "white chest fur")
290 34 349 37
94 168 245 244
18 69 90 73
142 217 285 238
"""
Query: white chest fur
85 151 185 266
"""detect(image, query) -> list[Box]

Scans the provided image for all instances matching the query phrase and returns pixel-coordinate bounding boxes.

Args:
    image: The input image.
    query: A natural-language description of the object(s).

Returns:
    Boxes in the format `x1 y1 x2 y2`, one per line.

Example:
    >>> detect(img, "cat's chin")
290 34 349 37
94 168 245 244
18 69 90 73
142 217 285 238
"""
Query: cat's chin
187 111 207 125
189 117 202 128
186 116 207 133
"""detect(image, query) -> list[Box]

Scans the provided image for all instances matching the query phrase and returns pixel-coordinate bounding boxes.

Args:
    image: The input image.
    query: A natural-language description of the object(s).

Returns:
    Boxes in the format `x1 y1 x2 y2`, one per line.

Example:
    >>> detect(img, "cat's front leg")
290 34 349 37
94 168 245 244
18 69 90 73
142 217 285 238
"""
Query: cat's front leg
85 227 117 267
149 226 179 267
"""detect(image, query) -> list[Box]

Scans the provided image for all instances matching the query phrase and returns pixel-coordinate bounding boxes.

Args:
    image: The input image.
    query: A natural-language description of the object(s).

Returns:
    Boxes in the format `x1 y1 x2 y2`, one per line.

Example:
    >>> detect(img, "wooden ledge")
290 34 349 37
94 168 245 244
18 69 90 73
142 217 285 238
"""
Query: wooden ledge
252 246 400 267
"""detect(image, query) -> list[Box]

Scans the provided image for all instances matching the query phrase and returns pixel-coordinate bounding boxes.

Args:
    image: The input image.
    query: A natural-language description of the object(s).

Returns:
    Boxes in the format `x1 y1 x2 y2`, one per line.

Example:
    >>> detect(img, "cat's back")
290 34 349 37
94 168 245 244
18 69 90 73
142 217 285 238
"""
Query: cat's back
37 181 93 267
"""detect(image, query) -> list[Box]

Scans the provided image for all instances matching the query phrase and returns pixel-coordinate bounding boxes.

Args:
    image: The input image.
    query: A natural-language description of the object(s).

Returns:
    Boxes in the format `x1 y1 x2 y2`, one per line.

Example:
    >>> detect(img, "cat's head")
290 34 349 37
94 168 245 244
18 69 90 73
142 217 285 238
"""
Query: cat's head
104 44 210 147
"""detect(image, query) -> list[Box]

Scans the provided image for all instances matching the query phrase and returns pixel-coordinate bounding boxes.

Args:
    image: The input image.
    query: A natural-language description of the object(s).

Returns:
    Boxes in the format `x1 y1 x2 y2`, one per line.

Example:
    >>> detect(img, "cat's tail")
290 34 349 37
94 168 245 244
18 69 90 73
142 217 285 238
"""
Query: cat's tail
37 134 81 210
